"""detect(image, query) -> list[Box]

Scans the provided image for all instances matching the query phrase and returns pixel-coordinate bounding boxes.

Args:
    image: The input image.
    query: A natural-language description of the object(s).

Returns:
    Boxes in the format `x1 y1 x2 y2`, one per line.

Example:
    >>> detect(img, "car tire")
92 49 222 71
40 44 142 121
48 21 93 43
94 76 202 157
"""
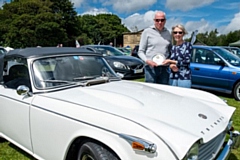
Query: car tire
77 141 119 160
233 82 240 101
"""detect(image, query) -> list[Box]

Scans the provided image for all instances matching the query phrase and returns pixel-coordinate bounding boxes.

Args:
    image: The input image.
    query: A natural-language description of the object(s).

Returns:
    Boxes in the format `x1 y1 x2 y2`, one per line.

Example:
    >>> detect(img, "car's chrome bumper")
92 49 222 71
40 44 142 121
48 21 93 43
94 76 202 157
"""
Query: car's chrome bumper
216 130 240 160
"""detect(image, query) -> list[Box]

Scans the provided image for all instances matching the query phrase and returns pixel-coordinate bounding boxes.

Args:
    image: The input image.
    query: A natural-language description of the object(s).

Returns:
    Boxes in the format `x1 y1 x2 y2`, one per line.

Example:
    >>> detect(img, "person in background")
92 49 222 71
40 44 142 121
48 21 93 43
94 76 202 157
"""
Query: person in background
57 44 63 47
138 11 171 84
109 42 113 46
162 24 192 88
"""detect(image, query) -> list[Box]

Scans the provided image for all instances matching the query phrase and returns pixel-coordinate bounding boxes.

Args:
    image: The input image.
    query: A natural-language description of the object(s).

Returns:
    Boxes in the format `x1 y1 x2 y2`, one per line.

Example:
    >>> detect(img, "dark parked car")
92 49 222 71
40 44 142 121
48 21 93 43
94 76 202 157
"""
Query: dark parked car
220 46 240 58
81 45 144 79
131 45 139 58
191 45 240 100
117 47 131 55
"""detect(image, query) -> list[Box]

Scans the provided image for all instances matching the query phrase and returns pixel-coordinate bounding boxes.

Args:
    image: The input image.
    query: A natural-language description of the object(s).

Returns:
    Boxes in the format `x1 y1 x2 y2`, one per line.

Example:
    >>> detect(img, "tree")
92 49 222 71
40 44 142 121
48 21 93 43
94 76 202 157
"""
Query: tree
77 14 129 45
206 29 218 46
50 0 79 46
0 0 78 48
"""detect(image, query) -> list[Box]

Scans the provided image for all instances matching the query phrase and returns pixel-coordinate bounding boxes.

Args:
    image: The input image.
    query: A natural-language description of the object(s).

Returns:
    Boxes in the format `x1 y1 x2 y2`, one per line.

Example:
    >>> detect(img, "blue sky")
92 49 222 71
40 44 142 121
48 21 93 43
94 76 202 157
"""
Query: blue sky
1 0 240 38
73 0 240 38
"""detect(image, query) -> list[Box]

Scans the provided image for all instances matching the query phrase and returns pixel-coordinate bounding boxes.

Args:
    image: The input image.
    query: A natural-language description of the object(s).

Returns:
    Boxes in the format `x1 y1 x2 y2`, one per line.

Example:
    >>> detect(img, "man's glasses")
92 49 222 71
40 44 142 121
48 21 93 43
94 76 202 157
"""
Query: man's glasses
173 31 183 35
154 19 166 23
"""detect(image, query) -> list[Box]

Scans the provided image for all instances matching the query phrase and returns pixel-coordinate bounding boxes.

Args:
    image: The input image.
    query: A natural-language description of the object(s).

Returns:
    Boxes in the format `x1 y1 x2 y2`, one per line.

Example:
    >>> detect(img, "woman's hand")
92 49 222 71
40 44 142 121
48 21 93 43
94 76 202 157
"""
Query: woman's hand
162 59 171 66
170 64 178 72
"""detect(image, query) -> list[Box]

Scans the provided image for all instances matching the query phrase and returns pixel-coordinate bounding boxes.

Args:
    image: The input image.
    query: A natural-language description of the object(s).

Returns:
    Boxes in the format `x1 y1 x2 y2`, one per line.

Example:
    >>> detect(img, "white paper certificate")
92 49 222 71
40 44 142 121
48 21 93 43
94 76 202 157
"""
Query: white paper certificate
152 54 166 66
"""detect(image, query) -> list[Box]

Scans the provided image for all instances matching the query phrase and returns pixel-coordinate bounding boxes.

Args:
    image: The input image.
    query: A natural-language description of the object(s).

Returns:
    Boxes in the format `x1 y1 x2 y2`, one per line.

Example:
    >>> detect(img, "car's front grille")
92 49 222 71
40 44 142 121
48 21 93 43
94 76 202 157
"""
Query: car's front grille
198 132 226 160
130 64 144 70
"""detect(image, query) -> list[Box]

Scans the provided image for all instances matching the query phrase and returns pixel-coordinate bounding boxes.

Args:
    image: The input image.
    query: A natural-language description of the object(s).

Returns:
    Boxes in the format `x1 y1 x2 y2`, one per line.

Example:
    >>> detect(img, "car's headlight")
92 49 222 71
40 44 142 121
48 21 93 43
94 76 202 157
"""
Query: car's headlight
184 142 199 160
113 61 129 69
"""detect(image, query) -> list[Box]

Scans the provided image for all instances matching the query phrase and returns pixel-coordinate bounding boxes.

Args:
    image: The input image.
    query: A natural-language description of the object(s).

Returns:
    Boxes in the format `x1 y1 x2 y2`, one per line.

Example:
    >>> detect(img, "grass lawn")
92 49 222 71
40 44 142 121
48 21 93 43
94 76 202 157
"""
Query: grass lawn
0 79 240 160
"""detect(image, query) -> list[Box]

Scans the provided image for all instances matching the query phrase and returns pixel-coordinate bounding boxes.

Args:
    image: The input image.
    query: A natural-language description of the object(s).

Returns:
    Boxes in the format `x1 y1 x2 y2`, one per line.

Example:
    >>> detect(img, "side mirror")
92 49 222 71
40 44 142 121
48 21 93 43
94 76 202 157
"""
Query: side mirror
17 85 32 96
216 60 226 66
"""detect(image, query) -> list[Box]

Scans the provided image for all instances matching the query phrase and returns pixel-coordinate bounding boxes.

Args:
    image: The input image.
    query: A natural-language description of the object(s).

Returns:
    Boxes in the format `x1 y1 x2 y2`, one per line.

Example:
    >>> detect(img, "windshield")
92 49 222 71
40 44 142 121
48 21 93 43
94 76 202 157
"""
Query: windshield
33 55 119 89
92 46 125 56
231 48 240 57
211 48 240 66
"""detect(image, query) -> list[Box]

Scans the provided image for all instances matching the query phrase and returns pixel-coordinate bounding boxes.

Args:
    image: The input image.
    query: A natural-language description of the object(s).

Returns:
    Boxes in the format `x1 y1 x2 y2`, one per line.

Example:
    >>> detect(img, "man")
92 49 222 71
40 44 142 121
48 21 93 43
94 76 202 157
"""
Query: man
138 11 171 84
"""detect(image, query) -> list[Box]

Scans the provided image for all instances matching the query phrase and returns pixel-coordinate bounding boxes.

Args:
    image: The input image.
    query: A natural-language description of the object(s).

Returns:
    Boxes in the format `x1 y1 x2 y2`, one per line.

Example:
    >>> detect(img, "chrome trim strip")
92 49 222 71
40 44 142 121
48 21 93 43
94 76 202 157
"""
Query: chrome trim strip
0 94 30 105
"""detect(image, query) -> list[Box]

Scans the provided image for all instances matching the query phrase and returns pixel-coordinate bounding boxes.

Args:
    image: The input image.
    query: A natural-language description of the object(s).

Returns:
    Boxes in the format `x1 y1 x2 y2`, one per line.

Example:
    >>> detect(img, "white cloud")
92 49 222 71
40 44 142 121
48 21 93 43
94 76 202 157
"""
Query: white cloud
100 0 157 13
70 0 85 8
220 12 240 34
122 11 156 31
81 8 110 16
165 0 215 11
184 19 214 38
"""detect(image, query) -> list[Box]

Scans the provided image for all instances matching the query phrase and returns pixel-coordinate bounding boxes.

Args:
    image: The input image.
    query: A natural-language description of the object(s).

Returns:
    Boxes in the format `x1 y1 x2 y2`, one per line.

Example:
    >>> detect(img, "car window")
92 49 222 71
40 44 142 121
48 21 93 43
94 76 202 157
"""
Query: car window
3 58 31 90
192 48 221 65
205 50 220 65
192 49 207 64
231 48 240 56
94 46 125 56
212 48 240 66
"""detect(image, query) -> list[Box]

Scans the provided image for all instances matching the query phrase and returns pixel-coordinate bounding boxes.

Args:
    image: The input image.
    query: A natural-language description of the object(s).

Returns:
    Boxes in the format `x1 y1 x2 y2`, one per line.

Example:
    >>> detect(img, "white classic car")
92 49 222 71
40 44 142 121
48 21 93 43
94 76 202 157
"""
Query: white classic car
0 47 239 160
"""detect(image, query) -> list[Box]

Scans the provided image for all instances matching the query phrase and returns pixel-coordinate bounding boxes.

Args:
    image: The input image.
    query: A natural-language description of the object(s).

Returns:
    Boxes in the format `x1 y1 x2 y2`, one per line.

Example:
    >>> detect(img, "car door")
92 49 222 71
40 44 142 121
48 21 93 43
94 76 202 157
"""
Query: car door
0 58 33 154
191 48 230 91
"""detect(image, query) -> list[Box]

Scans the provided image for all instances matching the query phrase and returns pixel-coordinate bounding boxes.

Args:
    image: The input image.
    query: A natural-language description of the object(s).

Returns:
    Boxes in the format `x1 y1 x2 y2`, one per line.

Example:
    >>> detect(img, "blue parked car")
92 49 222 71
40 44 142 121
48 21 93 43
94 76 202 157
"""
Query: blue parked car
191 45 240 100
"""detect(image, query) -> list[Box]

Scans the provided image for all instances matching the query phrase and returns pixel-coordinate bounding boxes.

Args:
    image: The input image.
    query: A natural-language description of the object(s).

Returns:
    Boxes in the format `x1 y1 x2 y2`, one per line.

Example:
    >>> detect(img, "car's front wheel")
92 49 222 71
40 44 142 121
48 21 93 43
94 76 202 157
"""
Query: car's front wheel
77 141 119 160
233 82 240 101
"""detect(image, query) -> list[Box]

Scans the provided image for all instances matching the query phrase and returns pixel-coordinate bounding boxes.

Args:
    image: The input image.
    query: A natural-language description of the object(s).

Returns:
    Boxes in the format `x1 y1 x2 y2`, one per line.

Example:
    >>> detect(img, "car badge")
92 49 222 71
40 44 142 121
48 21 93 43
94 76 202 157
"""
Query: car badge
198 113 207 119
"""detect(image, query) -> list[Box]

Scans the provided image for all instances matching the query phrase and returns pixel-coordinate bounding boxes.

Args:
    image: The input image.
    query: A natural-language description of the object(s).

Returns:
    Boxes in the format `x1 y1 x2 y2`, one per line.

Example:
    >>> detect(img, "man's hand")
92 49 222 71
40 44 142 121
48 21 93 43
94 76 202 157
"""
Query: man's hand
146 60 158 67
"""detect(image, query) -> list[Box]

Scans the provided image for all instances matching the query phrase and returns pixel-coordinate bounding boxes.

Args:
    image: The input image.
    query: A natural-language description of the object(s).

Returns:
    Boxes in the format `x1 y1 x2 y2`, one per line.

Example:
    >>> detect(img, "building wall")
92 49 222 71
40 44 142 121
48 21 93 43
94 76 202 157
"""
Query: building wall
123 30 143 49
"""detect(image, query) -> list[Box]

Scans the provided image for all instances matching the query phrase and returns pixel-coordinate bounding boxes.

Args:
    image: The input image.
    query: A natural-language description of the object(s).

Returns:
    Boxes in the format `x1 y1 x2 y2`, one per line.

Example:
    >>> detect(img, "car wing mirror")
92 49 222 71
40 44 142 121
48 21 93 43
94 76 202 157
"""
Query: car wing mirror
217 60 226 66
17 85 32 97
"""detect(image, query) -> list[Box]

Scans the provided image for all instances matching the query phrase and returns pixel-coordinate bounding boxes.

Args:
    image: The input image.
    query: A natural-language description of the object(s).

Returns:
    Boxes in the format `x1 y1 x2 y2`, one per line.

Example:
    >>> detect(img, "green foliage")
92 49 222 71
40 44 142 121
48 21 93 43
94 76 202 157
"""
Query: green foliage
0 0 78 47
77 14 129 45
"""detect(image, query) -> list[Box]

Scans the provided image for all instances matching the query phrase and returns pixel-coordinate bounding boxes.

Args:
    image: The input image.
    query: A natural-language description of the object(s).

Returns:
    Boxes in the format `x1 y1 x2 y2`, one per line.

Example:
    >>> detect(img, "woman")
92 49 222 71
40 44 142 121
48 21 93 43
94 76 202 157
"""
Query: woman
162 24 192 88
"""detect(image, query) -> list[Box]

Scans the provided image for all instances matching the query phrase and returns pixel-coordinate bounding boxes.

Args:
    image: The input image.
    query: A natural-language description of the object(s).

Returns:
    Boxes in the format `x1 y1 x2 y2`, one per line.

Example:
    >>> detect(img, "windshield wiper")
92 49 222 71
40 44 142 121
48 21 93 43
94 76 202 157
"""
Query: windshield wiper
41 79 87 87
73 75 100 81
41 79 75 84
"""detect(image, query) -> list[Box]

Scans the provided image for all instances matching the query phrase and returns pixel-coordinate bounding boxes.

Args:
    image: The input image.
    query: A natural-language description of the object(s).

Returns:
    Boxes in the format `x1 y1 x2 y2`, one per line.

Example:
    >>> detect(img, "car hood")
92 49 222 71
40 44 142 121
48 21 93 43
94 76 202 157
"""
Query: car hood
42 80 235 159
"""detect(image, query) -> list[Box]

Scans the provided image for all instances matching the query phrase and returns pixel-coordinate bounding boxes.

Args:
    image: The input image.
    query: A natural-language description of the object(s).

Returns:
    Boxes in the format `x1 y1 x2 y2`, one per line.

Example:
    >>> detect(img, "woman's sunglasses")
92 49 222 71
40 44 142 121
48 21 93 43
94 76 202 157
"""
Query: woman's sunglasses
173 31 183 35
